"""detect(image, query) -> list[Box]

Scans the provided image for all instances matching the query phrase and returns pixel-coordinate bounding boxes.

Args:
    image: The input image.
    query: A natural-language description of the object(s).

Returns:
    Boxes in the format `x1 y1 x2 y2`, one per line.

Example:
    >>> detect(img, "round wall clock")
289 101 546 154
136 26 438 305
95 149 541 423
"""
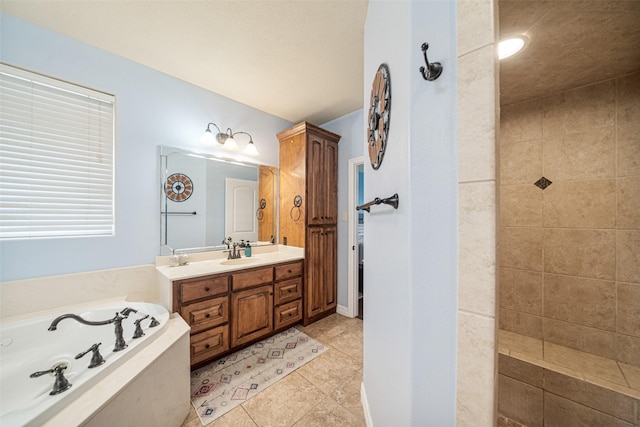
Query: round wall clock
165 173 193 202
368 63 391 170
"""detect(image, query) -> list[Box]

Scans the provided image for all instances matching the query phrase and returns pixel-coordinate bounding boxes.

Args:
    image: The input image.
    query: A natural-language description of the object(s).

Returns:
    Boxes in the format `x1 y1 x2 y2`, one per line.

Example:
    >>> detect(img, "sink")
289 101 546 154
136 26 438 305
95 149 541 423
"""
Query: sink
220 258 256 266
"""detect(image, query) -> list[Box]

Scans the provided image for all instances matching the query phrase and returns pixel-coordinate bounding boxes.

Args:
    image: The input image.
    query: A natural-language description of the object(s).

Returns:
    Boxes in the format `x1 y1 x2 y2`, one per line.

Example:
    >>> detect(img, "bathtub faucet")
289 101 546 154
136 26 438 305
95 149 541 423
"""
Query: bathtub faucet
48 312 129 352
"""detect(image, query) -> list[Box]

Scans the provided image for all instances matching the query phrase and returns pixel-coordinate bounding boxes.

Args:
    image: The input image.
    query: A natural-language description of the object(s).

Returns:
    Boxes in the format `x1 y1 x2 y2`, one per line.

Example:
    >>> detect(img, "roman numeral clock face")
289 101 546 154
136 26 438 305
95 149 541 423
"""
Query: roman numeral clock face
165 173 193 202
368 63 391 170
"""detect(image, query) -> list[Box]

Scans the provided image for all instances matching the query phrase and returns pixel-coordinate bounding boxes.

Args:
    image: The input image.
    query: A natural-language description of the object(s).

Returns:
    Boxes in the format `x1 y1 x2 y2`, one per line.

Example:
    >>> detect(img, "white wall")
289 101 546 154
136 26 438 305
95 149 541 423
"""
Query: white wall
362 1 458 424
321 109 365 308
0 13 291 282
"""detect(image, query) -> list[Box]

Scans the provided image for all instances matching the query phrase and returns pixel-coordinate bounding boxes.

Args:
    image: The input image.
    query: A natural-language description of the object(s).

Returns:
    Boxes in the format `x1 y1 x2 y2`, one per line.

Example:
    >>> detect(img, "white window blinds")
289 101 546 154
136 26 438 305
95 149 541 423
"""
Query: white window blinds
0 63 115 239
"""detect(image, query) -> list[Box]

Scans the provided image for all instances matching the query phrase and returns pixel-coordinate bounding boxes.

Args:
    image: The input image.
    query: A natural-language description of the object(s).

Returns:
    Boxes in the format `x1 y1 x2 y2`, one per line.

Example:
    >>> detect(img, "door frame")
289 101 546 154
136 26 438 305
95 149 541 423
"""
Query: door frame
347 156 364 318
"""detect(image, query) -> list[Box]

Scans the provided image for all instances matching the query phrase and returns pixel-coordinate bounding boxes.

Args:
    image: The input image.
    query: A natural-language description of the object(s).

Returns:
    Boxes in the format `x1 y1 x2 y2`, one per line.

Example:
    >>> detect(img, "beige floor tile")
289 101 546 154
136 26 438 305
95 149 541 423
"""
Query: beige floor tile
296 314 362 342
208 406 258 427
241 372 325 427
330 369 365 419
324 326 363 364
292 397 365 427
181 406 201 427
297 347 362 394
544 342 627 387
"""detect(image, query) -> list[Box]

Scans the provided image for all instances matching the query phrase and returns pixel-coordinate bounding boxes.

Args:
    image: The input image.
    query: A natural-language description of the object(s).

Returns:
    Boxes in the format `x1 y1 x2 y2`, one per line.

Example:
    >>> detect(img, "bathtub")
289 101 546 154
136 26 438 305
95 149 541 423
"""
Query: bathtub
0 300 174 426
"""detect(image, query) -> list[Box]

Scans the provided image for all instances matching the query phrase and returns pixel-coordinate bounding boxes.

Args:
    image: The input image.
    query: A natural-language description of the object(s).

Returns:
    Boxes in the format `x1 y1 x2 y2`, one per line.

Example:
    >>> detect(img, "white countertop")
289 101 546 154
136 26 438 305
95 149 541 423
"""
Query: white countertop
156 244 304 281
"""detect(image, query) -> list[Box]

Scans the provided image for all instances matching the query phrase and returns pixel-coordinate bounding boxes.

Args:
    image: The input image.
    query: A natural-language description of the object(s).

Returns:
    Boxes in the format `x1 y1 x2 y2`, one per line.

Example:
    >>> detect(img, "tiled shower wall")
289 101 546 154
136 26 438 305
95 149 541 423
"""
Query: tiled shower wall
498 72 640 367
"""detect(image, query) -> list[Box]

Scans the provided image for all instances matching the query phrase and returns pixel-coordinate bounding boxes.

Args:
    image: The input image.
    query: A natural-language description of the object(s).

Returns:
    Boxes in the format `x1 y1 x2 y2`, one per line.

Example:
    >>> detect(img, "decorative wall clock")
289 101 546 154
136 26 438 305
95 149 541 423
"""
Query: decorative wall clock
165 173 193 202
368 63 391 170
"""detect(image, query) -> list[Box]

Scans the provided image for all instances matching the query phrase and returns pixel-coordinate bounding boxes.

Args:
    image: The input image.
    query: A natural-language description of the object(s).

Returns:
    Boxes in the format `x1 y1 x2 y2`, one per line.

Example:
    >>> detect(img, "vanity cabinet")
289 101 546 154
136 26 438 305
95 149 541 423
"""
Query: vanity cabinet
277 122 340 325
306 226 337 318
172 259 304 368
173 275 231 365
307 133 338 226
230 266 274 347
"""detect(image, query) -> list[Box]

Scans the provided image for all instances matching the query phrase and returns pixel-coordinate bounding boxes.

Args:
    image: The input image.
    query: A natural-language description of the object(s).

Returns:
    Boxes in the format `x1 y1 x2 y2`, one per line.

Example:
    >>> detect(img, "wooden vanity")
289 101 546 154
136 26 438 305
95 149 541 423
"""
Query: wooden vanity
159 252 304 368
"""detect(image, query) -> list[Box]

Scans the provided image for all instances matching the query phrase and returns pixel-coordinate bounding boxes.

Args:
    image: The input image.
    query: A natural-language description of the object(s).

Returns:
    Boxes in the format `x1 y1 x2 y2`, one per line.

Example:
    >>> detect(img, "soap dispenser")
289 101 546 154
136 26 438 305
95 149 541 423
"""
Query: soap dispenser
244 241 252 257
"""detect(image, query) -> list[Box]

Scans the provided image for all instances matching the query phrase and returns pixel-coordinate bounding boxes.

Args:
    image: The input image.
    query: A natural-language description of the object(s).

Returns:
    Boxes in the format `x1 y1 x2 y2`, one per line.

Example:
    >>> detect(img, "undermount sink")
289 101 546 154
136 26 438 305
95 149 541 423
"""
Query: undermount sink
220 258 256 266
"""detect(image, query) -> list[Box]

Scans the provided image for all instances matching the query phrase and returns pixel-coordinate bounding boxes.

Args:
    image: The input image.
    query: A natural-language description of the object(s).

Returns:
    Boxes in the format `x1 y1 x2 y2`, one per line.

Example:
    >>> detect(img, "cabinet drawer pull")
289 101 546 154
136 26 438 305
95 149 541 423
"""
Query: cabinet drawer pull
205 344 210 349
205 313 210 318
205 287 210 292
287 269 292 273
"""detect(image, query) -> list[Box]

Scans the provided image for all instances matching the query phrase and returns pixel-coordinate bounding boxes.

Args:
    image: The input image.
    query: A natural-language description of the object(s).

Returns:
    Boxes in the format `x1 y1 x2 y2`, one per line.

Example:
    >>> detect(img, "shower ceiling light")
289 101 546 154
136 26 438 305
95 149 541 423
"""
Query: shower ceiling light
200 122 259 156
499 36 528 60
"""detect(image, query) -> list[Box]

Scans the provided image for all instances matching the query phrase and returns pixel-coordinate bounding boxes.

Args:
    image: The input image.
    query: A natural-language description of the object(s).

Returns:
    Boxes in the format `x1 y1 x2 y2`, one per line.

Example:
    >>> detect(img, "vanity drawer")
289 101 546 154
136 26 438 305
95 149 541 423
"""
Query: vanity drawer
190 325 229 365
274 261 303 281
180 276 229 303
274 277 302 305
181 295 229 334
274 299 302 329
232 267 273 291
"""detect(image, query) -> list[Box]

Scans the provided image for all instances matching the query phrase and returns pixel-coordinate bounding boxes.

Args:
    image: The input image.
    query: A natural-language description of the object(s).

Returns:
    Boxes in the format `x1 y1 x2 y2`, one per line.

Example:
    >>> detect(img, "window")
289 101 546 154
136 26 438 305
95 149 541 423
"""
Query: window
0 63 115 239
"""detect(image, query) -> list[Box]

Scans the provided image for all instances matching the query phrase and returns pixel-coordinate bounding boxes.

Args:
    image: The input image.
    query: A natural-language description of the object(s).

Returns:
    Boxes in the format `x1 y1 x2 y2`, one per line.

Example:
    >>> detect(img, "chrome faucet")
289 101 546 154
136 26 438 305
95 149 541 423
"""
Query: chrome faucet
48 311 130 352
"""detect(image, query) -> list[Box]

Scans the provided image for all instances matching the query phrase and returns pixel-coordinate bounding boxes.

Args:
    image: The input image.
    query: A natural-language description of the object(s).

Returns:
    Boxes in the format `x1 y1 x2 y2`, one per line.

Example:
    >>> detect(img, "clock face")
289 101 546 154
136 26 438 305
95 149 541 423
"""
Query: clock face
368 63 391 170
165 173 193 202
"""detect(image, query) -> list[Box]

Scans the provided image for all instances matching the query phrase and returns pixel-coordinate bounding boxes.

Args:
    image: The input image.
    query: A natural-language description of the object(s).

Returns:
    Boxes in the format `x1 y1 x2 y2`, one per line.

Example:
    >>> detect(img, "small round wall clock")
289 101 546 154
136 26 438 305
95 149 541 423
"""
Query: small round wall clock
368 63 391 170
165 173 193 202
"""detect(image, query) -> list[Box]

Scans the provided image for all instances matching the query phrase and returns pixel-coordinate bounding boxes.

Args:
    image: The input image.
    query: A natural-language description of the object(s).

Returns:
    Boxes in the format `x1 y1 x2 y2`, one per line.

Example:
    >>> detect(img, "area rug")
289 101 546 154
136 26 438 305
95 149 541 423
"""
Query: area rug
190 327 327 426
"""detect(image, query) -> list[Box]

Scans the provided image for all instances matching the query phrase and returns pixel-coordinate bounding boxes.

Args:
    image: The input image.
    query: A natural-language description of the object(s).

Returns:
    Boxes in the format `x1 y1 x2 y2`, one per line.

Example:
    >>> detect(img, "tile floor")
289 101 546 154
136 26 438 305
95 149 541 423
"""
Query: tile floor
181 314 365 427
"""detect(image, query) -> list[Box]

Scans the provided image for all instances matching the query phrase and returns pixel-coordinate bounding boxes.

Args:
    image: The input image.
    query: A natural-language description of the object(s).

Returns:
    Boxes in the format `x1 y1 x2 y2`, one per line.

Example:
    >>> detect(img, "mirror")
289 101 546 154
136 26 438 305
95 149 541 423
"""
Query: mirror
160 146 277 255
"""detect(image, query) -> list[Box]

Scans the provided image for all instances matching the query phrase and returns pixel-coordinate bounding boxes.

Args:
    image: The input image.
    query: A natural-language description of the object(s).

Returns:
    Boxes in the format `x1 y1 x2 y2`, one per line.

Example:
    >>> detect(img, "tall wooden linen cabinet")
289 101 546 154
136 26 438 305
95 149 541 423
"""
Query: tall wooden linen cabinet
277 122 340 326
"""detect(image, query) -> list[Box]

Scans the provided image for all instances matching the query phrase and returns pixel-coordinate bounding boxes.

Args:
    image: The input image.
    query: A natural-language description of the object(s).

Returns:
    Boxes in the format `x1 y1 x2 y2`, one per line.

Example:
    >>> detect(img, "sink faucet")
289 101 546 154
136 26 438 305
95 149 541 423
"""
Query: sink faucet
226 242 242 260
48 311 130 352
221 237 232 249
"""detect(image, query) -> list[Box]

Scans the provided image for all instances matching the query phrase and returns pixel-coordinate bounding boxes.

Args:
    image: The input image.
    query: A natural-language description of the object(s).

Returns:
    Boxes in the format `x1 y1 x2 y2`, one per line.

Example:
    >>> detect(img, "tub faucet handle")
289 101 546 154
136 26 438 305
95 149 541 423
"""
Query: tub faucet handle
149 317 160 327
75 342 106 368
30 363 72 395
132 315 149 339
120 307 137 317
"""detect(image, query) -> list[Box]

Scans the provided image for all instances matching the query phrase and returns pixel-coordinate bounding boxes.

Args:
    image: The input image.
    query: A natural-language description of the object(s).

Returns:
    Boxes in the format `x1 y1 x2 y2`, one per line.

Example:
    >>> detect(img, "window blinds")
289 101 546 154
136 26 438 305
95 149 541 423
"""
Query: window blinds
0 63 115 239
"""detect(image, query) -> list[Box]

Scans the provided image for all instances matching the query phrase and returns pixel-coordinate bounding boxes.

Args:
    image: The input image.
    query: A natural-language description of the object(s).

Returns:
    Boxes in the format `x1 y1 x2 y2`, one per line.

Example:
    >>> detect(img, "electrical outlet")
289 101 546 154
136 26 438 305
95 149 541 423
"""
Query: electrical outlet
341 211 348 221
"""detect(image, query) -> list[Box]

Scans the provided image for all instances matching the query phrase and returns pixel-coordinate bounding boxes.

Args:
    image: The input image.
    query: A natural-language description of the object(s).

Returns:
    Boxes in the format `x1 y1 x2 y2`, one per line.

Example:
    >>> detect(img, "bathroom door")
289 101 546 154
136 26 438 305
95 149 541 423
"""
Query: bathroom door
348 157 365 318
225 178 258 243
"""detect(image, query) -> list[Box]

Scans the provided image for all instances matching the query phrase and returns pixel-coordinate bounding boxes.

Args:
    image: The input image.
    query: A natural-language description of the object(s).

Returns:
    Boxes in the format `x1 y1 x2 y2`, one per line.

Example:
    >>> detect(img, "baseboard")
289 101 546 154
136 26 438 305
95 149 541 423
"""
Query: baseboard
361 381 373 427
336 304 350 317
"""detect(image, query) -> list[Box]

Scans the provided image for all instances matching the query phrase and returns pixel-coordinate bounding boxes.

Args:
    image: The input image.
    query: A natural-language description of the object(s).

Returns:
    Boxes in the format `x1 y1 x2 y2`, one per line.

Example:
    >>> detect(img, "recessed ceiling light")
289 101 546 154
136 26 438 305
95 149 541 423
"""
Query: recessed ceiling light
499 36 528 60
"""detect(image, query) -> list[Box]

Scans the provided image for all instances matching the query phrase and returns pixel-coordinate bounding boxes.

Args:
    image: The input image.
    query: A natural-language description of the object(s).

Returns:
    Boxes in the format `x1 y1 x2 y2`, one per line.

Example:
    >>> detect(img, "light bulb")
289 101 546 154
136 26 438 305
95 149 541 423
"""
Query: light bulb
200 129 215 145
243 141 259 156
223 136 239 151
499 36 527 60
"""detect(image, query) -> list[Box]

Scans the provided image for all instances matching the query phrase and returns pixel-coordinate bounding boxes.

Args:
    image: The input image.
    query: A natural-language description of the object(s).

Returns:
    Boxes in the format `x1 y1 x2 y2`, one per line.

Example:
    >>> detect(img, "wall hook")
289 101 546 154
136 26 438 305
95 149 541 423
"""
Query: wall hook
419 43 443 81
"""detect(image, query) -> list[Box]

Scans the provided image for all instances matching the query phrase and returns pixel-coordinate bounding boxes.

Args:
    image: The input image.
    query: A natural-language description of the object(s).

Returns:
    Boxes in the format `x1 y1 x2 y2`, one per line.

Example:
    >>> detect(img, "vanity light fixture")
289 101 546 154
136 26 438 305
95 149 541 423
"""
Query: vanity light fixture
200 122 259 156
499 35 528 60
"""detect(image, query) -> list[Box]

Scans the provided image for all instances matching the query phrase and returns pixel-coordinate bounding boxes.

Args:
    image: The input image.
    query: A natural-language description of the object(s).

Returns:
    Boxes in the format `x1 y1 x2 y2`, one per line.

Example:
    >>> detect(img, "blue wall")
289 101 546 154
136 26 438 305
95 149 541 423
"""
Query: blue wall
0 14 292 282
322 109 365 308
362 0 458 424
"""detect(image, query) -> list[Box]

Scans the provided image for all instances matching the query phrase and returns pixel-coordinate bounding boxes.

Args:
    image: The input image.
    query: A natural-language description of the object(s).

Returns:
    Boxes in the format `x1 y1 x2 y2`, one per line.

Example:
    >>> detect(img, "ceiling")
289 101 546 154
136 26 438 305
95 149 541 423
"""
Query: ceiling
2 1 639 122
1 0 368 125
499 0 640 106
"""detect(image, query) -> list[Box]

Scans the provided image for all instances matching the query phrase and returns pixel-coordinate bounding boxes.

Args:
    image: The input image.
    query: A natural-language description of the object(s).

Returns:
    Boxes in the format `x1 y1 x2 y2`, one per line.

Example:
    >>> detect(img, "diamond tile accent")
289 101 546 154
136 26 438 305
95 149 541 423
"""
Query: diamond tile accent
534 176 553 190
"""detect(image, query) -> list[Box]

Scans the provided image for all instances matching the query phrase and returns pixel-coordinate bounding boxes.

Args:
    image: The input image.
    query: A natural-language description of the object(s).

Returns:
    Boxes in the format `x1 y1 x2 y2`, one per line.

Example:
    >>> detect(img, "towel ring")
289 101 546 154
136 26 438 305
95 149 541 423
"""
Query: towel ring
256 198 266 220
290 195 303 221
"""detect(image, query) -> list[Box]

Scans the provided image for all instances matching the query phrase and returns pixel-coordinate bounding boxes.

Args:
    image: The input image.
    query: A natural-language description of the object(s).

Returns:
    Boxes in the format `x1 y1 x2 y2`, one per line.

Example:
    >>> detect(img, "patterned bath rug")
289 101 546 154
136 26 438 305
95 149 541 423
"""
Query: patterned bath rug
190 327 327 426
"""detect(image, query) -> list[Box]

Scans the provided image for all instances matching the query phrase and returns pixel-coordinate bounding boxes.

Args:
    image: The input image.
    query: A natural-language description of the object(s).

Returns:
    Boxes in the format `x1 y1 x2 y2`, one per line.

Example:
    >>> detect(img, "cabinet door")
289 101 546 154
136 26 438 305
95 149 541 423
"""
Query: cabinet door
231 285 273 347
305 227 325 318
323 226 338 310
322 141 338 225
307 135 325 226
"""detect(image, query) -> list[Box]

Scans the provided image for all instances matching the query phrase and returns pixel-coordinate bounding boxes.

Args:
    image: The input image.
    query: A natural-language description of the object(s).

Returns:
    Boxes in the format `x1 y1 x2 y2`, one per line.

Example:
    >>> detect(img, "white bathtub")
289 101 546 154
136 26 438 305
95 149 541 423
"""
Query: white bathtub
0 301 171 426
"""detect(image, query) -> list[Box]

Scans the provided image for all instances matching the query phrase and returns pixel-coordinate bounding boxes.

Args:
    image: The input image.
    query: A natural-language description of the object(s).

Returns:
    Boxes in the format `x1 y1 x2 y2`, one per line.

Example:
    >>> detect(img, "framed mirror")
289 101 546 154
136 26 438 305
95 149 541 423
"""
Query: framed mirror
160 146 278 255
